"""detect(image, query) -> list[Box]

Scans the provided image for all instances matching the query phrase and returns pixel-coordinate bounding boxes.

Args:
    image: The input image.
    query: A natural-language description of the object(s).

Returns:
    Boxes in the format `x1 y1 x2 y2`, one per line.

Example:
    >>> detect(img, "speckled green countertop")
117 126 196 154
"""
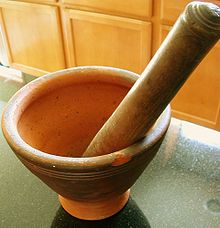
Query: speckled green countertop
0 84 220 227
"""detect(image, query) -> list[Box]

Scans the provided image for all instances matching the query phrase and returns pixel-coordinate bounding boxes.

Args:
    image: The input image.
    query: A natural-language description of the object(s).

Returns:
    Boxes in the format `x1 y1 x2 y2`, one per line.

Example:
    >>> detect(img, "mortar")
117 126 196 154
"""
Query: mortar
2 66 171 220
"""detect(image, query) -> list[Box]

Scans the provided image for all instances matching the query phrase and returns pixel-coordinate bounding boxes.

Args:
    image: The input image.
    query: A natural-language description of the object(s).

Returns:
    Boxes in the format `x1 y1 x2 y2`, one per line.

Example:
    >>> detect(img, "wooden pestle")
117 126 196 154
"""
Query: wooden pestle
83 1 220 157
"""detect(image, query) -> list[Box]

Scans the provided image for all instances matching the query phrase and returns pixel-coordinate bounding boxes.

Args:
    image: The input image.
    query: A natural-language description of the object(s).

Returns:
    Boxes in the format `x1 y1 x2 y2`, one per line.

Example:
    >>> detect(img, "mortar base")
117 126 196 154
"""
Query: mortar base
59 190 130 220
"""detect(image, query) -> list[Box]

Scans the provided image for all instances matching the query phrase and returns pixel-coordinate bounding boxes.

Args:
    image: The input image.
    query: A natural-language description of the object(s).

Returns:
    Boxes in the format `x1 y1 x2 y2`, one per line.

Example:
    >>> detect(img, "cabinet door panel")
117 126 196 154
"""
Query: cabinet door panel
161 25 220 130
65 10 152 74
0 1 65 76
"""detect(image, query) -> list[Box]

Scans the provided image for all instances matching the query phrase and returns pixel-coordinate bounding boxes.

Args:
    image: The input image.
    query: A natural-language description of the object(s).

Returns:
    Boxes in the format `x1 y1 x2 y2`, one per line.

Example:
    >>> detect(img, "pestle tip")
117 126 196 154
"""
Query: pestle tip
184 1 220 33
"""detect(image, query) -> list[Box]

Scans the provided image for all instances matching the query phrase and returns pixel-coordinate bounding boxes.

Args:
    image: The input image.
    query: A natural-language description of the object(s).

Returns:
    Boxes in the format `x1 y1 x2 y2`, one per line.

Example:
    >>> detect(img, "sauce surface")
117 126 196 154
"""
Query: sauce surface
18 82 130 157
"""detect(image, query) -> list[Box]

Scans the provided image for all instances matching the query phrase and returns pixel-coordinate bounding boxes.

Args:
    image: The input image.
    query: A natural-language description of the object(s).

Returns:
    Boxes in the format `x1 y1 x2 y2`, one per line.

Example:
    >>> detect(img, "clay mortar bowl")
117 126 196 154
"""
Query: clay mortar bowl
2 66 171 220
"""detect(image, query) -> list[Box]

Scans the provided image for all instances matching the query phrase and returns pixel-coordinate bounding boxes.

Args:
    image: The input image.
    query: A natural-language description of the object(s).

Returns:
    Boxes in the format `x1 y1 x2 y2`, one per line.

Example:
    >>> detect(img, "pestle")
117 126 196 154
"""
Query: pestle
83 1 220 157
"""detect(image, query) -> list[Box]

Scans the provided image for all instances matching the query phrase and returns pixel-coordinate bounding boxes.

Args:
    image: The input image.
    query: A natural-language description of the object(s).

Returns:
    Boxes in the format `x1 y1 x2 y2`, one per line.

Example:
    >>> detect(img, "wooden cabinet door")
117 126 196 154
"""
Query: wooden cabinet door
161 25 220 130
0 1 66 76
64 9 152 74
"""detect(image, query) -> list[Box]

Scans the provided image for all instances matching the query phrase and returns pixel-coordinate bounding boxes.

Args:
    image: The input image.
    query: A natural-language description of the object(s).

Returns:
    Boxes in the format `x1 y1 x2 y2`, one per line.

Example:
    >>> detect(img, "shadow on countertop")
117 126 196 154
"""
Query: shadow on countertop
51 197 151 228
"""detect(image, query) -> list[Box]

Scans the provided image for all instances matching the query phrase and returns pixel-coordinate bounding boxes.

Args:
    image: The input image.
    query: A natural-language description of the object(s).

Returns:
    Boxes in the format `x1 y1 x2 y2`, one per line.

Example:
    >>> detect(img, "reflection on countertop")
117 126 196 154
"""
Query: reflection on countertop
0 97 220 227
51 197 150 228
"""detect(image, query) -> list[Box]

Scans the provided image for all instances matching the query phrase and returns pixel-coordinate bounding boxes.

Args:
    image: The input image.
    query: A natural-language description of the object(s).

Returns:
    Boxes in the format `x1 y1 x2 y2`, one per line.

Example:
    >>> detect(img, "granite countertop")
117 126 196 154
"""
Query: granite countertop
0 99 220 227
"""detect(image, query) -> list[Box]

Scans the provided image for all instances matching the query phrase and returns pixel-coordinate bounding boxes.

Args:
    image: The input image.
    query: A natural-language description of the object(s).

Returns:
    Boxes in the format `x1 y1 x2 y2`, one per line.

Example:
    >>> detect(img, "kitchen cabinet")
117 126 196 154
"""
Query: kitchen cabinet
0 0 219 130
0 1 65 76
64 9 151 73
